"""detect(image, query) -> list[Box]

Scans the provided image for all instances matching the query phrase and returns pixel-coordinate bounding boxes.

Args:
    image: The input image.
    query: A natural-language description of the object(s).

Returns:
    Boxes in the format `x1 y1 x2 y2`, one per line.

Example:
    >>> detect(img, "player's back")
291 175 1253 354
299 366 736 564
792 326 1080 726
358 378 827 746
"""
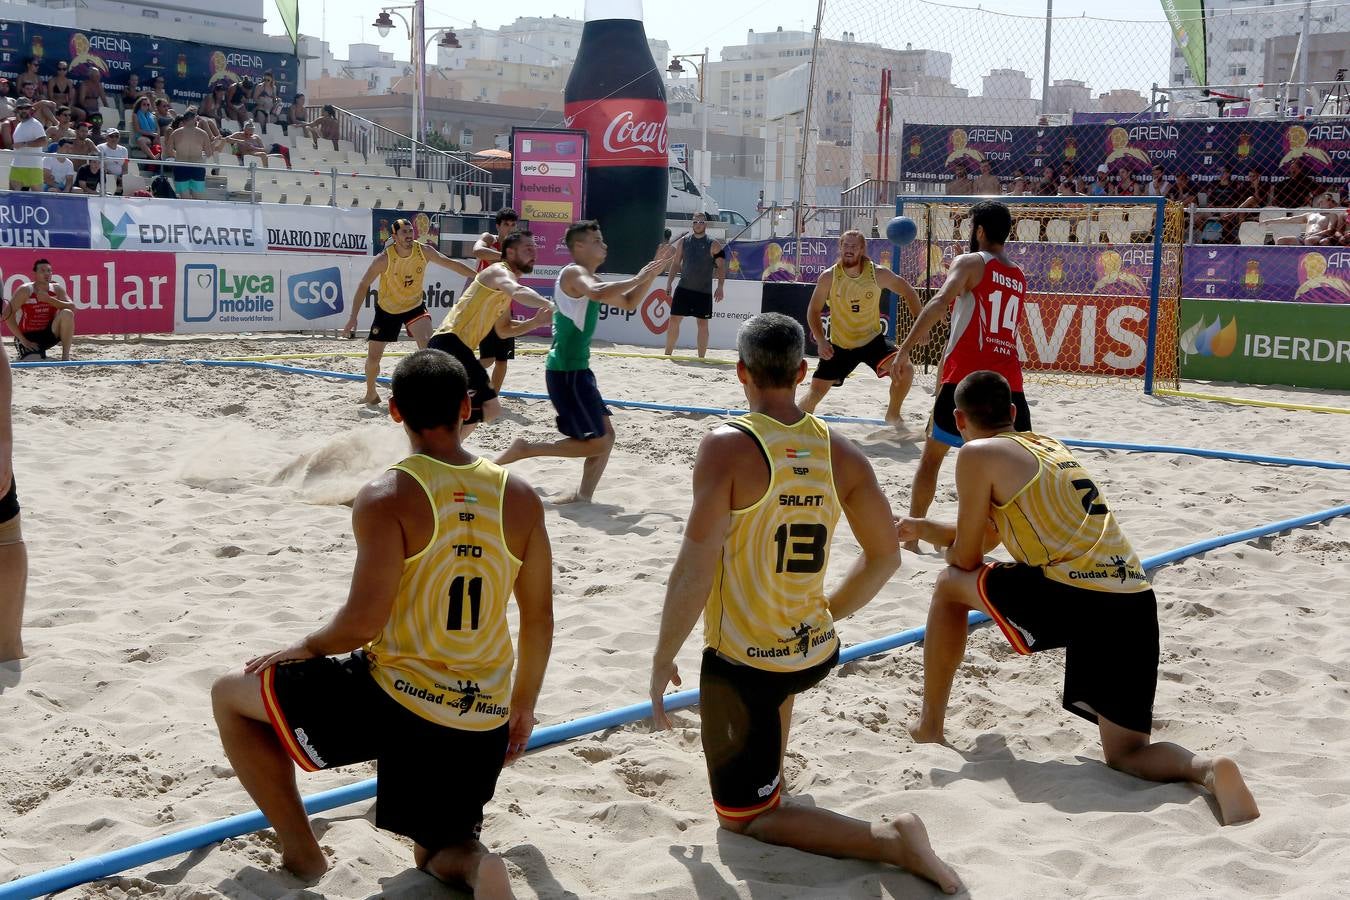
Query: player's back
940 252 1026 391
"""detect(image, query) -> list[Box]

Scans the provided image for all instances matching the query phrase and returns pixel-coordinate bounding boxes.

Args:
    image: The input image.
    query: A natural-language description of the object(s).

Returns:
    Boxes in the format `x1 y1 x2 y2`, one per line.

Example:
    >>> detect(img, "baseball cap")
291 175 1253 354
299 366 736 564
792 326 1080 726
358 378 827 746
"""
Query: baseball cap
15 96 33 108
1097 164 1109 174
103 127 120 136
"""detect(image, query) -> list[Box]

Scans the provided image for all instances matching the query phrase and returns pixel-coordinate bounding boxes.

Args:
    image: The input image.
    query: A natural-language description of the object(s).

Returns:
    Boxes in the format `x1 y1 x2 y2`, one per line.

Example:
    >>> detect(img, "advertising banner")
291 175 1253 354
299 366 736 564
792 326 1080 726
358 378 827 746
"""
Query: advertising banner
0 248 175 334
263 205 372 256
90 198 263 254
1182 244 1350 304
900 119 1350 191
0 20 297 108
590 278 762 351
0 193 91 250
371 210 441 251
511 127 587 288
1180 298 1350 390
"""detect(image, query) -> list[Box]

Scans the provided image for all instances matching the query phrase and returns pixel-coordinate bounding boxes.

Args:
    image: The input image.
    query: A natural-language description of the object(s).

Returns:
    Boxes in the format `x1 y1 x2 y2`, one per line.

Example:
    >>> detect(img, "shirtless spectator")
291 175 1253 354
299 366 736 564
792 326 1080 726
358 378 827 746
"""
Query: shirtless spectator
45 106 75 144
120 73 144 111
68 120 97 160
224 120 272 168
280 93 306 137
76 67 107 126
1266 192 1343 245
148 75 169 103
201 84 229 131
0 79 13 119
1275 159 1318 210
165 110 218 199
253 71 278 134
15 58 42 99
45 62 76 114
303 104 340 151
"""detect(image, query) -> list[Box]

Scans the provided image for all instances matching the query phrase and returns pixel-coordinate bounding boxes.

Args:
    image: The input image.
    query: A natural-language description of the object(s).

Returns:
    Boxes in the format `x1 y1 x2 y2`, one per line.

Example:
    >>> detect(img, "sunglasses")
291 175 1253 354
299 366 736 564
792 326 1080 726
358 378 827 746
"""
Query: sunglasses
58 65 68 70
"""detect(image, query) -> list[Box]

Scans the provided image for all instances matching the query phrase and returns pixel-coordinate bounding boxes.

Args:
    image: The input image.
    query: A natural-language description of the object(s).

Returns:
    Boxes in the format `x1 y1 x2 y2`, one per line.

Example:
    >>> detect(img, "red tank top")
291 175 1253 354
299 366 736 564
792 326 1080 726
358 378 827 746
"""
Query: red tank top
476 234 499 272
939 252 1026 391
17 286 56 333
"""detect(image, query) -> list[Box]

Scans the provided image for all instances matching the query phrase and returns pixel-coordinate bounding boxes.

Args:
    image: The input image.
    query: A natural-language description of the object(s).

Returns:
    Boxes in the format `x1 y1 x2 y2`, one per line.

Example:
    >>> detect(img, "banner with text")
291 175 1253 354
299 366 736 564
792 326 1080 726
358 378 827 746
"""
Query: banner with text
511 127 588 289
590 279 761 351
0 248 175 334
263 205 372 256
0 20 297 108
90 198 264 254
0 193 91 250
370 210 442 252
1180 298 1350 390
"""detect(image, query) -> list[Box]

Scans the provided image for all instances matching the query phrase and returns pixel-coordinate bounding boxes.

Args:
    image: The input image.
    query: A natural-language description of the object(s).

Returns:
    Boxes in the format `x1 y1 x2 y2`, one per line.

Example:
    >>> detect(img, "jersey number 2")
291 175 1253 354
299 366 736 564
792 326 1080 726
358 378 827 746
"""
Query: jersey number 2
1071 478 1109 515
773 523 828 573
447 576 483 630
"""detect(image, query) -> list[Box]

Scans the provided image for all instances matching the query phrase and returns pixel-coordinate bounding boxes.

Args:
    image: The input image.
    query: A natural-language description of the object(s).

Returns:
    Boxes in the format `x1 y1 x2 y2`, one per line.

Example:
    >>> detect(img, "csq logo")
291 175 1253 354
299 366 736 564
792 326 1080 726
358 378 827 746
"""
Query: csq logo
287 267 344 321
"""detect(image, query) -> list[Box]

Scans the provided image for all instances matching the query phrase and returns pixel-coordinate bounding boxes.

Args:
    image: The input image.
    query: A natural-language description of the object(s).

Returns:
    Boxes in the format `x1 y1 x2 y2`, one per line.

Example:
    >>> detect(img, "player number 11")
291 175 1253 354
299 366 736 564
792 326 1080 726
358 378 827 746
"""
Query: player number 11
986 290 1021 335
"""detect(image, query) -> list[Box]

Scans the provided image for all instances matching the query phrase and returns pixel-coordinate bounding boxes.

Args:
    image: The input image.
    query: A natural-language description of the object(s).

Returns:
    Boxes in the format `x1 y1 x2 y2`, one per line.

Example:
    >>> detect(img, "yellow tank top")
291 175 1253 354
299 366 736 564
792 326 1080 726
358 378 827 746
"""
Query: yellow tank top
990 433 1150 593
826 259 884 349
379 243 428 314
705 412 840 671
434 262 512 351
365 454 521 729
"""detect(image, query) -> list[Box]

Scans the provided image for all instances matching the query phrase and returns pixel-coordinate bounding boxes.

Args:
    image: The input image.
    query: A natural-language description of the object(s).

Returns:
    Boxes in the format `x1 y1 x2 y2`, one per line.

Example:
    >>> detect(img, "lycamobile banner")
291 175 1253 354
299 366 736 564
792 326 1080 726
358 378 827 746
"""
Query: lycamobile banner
1162 0 1207 88
1180 298 1350 390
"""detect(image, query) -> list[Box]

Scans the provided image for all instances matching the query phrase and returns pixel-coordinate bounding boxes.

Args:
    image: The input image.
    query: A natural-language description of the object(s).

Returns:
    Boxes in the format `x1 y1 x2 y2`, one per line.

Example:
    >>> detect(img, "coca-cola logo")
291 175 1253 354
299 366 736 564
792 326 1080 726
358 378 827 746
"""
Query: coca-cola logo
602 110 668 157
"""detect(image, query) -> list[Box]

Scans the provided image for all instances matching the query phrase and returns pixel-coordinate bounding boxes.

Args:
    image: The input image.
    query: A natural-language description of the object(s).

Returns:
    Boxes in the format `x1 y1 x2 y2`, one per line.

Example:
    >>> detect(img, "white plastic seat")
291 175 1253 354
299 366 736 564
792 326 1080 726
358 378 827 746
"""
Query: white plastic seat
1014 219 1039 241
1045 218 1071 242
1097 209 1130 244
1237 221 1266 245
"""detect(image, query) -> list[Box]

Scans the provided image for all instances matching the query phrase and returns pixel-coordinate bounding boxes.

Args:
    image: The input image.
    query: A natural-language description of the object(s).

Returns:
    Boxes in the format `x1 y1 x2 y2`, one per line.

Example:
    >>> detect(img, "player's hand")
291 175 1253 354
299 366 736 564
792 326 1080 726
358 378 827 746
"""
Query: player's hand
649 659 682 730
816 340 834 360
529 308 552 328
342 320 358 339
654 243 677 264
714 285 724 302
895 516 923 544
505 704 537 764
891 355 914 380
244 641 318 675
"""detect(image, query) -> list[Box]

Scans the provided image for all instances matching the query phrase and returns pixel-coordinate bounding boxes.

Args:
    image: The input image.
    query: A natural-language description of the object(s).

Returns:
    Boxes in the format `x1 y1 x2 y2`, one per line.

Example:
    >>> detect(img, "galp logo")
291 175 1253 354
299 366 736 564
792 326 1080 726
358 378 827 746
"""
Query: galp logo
101 212 134 250
288 267 344 320
1180 315 1238 358
641 288 670 334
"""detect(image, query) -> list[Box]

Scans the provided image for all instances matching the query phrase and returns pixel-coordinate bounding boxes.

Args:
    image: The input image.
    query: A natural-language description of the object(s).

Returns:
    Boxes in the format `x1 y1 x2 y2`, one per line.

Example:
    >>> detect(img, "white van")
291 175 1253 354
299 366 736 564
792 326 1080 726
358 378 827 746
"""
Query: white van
667 162 719 220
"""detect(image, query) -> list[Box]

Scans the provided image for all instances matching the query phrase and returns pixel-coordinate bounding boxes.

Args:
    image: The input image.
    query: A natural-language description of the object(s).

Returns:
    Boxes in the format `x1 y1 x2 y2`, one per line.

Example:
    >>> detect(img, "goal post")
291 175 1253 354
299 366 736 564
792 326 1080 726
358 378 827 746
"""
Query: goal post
888 194 1184 394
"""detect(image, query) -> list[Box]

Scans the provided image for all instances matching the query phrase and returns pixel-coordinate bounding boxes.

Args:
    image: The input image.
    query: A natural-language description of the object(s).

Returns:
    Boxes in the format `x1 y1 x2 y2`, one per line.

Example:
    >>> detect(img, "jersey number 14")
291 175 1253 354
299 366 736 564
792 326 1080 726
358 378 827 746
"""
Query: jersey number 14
984 290 1021 337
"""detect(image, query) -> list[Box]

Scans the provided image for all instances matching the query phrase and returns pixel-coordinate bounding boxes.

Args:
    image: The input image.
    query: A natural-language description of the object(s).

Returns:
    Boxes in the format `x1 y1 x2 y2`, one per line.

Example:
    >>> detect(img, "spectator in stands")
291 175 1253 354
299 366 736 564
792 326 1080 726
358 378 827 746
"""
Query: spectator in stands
1238 167 1272 213
120 73 144 111
149 75 169 102
1275 158 1318 210
0 79 13 119
149 172 177 199
201 83 227 131
72 154 103 194
1089 164 1111 196
1056 178 1080 196
1146 164 1168 197
947 161 975 195
1265 191 1343 245
165 110 219 199
973 158 1000 195
97 127 128 194
16 58 42 99
1205 165 1245 243
42 139 76 192
303 104 341 151
45 62 76 116
45 106 75 145
1116 172 1137 196
8 98 48 191
1007 169 1028 196
68 120 97 160
154 97 175 135
76 67 107 126
253 71 277 134
225 120 273 168
237 74 258 123
223 82 248 127
1035 166 1058 195
280 92 306 137
133 95 158 156
1167 171 1198 208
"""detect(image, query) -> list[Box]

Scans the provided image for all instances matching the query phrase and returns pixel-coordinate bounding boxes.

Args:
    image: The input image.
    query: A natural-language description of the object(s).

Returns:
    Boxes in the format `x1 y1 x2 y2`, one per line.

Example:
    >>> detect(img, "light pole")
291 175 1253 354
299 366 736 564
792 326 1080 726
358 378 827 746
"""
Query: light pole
373 2 460 174
667 49 709 192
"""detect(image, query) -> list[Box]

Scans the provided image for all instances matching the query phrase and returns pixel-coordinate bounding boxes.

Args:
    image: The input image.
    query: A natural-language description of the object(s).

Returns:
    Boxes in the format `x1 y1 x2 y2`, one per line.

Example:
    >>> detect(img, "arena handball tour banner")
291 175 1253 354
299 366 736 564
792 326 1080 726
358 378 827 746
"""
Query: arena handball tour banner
899 119 1350 191
0 20 296 107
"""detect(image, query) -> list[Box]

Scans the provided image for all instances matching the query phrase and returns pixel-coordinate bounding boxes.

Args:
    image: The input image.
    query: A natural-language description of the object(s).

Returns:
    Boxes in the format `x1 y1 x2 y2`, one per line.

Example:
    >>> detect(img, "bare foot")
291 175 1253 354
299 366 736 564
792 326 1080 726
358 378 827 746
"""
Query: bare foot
900 540 921 554
882 813 963 894
908 720 947 745
472 853 515 899
552 491 593 505
357 393 380 406
495 439 528 466
281 842 328 882
0 645 25 664
1206 756 1260 825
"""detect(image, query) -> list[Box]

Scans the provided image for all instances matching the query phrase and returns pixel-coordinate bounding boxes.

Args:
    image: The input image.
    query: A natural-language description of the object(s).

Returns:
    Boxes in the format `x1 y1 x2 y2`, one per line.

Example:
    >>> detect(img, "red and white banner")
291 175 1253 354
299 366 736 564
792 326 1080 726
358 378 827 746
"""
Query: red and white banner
562 99 668 167
0 248 176 335
1018 293 1150 376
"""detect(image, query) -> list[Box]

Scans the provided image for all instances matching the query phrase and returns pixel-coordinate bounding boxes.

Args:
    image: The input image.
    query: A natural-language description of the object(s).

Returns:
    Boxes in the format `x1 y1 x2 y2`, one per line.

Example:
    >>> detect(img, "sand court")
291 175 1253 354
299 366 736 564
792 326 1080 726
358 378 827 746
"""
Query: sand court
1 336 1347 897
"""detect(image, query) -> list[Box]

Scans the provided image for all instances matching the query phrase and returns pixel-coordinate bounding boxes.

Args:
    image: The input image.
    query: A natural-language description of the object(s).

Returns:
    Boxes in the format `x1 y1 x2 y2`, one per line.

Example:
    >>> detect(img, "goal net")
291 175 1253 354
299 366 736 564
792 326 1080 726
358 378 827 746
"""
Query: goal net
890 196 1184 392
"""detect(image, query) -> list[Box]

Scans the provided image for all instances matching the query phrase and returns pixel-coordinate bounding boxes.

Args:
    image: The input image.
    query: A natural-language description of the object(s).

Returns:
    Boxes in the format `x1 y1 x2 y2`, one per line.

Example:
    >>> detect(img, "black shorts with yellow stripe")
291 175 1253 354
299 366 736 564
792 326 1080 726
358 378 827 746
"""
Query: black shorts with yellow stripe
699 645 839 822
261 651 509 851
978 562 1159 735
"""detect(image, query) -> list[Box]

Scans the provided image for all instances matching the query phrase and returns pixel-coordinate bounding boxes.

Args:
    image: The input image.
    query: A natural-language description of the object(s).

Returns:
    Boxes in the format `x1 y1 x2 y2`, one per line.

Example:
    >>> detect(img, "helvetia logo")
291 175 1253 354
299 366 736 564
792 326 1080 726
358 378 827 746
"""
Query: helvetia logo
1180 315 1238 358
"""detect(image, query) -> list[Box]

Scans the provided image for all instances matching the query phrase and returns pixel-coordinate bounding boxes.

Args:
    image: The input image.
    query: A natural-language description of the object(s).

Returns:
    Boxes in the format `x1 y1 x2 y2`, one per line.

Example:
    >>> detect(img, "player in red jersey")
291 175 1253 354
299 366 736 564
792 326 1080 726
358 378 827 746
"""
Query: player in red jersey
894 201 1031 534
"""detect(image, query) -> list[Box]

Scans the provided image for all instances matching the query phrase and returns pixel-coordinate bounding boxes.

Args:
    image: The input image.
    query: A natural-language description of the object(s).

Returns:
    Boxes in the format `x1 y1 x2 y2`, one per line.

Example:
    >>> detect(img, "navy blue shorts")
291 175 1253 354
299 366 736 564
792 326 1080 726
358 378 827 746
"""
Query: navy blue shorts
545 368 610 440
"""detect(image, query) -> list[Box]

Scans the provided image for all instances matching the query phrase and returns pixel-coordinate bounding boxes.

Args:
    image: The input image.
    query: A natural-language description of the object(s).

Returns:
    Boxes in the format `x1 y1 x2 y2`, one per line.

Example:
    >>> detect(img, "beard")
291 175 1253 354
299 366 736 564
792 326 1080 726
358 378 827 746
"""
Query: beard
513 259 535 274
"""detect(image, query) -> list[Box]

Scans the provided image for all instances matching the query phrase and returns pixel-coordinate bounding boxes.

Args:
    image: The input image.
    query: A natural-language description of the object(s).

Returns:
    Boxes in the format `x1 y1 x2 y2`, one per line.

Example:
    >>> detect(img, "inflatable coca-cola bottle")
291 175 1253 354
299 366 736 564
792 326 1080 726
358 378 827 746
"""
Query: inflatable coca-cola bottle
564 0 668 274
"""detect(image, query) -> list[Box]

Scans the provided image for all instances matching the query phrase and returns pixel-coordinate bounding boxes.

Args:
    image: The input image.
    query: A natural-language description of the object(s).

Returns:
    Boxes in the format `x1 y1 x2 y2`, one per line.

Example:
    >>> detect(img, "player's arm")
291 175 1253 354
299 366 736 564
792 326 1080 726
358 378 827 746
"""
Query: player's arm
806 270 833 357
664 236 685 293
896 253 983 359
712 241 726 301
473 232 503 264
947 442 1001 571
493 306 552 339
504 473 554 763
566 252 670 310
422 242 477 279
477 264 553 311
0 295 13 494
44 284 75 312
826 435 902 620
649 428 736 729
345 254 388 333
876 267 923 319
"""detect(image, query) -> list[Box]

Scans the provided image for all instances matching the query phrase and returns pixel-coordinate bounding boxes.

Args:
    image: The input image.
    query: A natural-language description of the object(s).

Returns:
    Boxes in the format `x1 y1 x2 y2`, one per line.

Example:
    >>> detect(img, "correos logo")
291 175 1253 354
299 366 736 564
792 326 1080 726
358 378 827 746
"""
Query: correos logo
288 266 344 320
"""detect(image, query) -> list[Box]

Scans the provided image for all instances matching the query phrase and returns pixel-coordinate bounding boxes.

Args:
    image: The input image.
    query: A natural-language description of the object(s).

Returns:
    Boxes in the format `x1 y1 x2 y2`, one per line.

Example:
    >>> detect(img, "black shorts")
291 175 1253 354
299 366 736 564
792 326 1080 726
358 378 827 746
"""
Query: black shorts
545 369 610 440
930 381 1031 448
427 332 496 424
261 652 509 851
369 303 431 343
812 333 898 385
16 327 59 357
670 285 713 319
979 562 1159 735
700 646 838 821
477 329 516 361
0 477 19 524
172 164 206 184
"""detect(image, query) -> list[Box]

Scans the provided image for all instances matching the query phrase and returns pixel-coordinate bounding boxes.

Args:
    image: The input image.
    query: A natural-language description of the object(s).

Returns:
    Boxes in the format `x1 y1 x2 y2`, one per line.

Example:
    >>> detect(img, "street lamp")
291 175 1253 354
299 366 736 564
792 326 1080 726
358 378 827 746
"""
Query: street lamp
373 2 457 171
668 49 710 193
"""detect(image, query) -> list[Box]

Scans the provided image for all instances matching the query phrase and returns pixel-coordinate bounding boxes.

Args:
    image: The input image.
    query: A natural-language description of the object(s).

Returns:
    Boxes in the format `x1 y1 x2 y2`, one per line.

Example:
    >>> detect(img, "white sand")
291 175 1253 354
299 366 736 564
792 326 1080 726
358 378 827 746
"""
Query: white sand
1 335 1347 898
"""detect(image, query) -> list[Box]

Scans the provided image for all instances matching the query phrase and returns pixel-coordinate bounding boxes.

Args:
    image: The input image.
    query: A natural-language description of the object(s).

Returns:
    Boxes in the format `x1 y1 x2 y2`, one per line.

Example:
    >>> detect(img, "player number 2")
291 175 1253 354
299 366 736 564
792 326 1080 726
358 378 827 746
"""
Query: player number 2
447 576 483 630
986 290 1021 336
1071 478 1109 516
773 523 828 573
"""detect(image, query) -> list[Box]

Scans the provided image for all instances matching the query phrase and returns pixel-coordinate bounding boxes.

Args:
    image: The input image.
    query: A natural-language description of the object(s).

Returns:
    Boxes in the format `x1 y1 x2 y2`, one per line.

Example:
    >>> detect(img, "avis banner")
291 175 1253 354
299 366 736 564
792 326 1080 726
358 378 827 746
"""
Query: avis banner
0 248 175 334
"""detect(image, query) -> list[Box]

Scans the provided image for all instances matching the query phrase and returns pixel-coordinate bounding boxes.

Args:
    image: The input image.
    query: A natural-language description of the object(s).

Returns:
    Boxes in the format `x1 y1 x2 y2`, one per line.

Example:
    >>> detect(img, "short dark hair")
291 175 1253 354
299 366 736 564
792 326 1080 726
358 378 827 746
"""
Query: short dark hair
970 200 1013 245
56 106 70 117
1152 164 1165 173
564 220 599 249
392 217 412 234
501 229 535 254
954 371 1014 431
737 313 804 389
495 207 519 225
33 258 51 272
392 349 468 433
322 104 335 115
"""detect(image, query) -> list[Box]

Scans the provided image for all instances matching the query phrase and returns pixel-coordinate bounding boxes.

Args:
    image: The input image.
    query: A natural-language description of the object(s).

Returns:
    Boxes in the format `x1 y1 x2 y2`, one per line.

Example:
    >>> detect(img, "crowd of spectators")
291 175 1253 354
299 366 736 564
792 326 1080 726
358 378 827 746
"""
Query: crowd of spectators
945 156 1345 244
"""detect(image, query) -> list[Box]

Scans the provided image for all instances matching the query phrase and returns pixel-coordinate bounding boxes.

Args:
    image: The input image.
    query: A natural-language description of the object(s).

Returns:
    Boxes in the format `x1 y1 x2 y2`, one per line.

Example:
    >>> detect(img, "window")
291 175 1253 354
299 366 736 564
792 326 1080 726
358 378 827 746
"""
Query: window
143 8 158 15
1228 38 1255 52
1229 64 1247 77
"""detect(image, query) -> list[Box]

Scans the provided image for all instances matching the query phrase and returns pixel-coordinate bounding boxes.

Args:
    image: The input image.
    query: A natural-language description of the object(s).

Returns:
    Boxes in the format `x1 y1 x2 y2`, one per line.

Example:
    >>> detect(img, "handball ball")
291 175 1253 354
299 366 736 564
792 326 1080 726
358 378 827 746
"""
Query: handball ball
886 216 918 246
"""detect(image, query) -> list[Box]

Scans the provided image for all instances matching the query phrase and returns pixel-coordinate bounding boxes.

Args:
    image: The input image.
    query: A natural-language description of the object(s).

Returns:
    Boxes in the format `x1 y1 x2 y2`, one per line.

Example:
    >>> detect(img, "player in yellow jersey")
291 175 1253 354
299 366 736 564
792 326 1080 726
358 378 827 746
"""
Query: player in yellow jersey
212 350 555 895
897 371 1260 827
800 230 923 427
649 313 962 894
343 218 479 406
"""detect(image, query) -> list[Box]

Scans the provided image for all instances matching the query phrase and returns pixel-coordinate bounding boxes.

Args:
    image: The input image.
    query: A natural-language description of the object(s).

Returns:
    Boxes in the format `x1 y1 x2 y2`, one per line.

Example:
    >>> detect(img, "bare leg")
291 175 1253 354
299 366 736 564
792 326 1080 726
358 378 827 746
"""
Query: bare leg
908 438 952 520
1098 718 1259 826
695 319 710 358
360 340 387 405
55 309 75 361
0 519 28 662
408 317 433 350
799 377 833 414
211 673 328 879
491 361 508 394
664 316 684 356
415 842 514 899
909 567 985 744
884 358 914 426
496 419 615 503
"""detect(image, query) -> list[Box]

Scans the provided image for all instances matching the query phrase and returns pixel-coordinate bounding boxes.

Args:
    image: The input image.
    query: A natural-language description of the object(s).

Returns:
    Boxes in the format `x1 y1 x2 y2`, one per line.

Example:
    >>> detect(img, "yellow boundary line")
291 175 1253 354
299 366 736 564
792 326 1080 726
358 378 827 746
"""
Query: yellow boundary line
1157 388 1350 415
211 349 736 366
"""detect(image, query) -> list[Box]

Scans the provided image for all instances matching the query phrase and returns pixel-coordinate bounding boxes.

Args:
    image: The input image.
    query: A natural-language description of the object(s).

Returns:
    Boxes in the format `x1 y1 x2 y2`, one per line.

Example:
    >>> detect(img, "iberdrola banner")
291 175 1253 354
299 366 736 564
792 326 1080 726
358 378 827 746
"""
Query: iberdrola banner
1162 0 1207 87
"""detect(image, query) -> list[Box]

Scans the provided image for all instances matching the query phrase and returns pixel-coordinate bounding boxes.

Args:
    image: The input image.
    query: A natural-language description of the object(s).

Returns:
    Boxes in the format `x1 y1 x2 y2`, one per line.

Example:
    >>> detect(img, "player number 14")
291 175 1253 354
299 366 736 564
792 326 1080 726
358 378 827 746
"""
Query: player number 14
986 290 1021 335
